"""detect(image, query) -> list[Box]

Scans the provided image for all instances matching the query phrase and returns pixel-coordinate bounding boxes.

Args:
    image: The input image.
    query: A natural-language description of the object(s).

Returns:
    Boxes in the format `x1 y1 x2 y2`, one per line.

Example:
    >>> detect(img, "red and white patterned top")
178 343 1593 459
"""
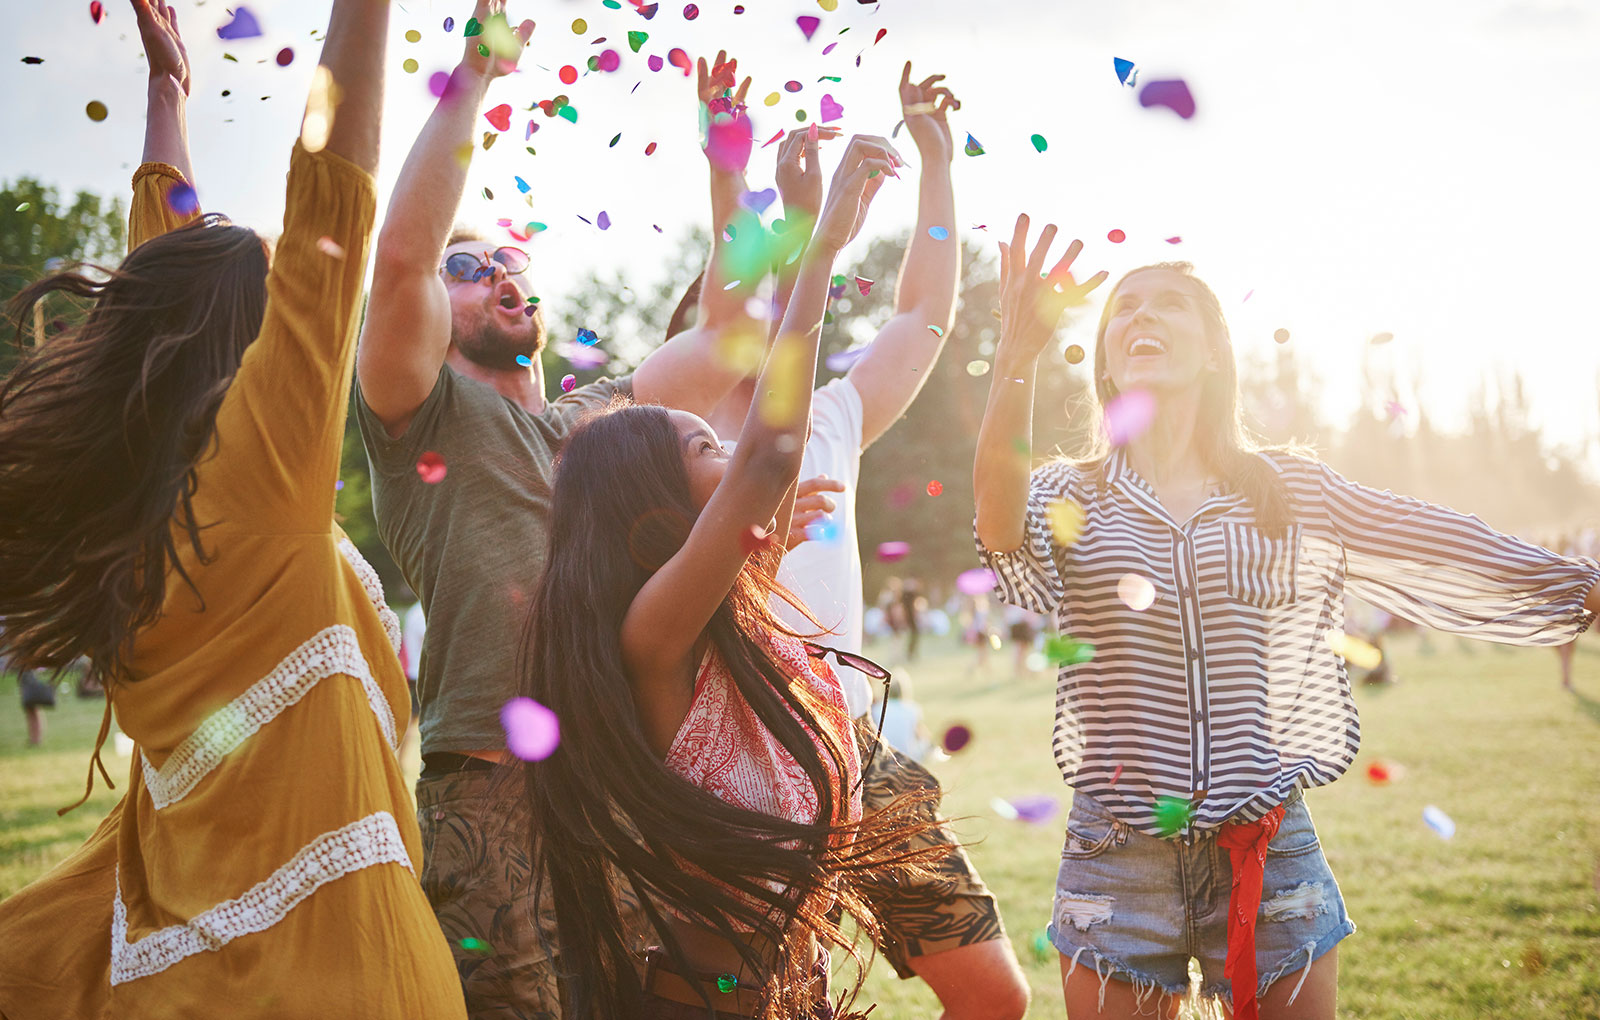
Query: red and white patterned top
666 632 863 829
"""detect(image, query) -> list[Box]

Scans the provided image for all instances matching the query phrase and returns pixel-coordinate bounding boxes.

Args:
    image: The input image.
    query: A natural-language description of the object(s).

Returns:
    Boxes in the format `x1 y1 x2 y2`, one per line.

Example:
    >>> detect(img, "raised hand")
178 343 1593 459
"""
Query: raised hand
811 135 903 253
461 0 535 79
696 50 750 111
131 0 190 95
784 475 847 550
774 125 841 224
898 62 960 164
995 215 1107 367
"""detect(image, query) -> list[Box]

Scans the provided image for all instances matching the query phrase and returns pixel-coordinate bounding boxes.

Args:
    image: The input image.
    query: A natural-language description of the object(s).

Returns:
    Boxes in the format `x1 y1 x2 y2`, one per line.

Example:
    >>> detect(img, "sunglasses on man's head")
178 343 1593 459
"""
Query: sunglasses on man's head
441 246 530 282
803 641 892 794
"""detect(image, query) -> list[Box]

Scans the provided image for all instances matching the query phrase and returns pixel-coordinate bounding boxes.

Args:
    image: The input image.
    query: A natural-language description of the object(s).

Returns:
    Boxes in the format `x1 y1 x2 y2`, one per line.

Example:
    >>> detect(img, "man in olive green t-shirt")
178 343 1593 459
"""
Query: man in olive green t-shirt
354 20 762 1019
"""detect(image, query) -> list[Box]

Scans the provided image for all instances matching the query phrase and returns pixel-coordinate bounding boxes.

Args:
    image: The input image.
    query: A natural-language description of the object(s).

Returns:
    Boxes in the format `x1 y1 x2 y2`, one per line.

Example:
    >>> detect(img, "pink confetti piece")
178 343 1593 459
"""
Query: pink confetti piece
876 541 910 563
820 93 844 122
484 104 512 131
648 54 664 72
501 697 561 761
416 451 448 484
955 567 996 596
1104 389 1157 447
942 724 972 753
561 374 577 392
796 15 821 40
667 47 691 76
597 48 621 72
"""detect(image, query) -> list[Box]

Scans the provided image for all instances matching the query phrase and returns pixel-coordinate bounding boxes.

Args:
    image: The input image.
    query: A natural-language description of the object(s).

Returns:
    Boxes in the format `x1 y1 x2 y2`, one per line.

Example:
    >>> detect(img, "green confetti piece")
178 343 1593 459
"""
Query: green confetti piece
14 202 29 212
1031 133 1048 153
795 110 808 122
831 274 847 287
1152 796 1193 838
1044 634 1094 666
477 43 489 57
529 222 547 233
627 30 649 52
464 17 483 37
927 324 944 337
716 974 738 994
459 937 496 956
867 169 879 178
819 75 842 82
603 0 623 7
557 105 578 124
223 53 238 62
609 133 621 147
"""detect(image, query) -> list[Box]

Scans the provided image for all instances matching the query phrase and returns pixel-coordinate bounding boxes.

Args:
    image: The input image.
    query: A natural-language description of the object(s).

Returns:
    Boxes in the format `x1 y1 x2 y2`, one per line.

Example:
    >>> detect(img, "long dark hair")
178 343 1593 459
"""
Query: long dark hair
0 214 269 683
519 401 935 1019
1080 261 1303 537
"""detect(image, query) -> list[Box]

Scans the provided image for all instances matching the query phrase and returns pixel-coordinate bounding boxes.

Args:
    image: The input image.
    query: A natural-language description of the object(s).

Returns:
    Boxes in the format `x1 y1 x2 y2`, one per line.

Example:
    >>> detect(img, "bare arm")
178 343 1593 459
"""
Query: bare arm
315 0 390 174
849 64 963 449
356 0 533 436
132 1 194 185
622 137 898 700
974 216 1105 551
632 52 764 417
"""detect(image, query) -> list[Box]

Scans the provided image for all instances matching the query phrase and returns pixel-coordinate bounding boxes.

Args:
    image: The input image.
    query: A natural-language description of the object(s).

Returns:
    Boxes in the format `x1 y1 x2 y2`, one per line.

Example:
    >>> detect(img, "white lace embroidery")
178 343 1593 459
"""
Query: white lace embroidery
338 538 402 653
140 625 397 810
109 811 412 985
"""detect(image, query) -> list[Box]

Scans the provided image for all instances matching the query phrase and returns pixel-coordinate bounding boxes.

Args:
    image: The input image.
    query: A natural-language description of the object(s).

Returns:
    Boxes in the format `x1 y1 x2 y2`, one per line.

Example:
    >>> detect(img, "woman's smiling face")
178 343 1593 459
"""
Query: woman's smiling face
1102 268 1216 396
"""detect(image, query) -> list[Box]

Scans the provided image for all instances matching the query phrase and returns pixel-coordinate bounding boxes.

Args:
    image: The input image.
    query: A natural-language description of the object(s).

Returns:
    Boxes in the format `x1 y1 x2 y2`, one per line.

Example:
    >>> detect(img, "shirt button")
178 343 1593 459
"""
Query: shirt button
1193 711 1204 721
1188 649 1200 661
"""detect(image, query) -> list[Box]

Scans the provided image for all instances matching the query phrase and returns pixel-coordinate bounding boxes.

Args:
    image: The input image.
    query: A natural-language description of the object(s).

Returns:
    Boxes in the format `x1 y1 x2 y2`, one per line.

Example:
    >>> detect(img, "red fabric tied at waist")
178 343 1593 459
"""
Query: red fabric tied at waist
1214 803 1286 1020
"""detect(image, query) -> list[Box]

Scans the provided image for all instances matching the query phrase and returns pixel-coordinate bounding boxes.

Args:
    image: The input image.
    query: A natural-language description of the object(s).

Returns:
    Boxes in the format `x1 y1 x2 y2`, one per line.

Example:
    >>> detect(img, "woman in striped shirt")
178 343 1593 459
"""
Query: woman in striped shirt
973 216 1600 1020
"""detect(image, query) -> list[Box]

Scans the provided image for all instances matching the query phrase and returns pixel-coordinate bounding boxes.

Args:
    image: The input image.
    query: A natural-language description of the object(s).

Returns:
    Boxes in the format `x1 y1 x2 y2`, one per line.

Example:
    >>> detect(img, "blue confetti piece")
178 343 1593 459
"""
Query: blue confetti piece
928 225 949 241
515 176 531 194
804 520 840 543
1113 56 1137 87
963 133 984 156
515 355 533 367
576 327 599 346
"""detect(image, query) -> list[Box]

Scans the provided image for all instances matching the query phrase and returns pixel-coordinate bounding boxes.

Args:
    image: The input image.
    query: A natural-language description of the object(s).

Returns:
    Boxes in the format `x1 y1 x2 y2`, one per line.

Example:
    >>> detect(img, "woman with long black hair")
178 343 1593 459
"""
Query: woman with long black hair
973 217 1599 1020
518 135 938 1020
0 2 466 1016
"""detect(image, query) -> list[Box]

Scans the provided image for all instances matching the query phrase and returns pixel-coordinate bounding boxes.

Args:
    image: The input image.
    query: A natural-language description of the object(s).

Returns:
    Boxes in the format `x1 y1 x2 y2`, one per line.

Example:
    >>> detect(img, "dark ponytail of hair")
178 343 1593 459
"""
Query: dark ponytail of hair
0 214 269 683
518 402 936 1019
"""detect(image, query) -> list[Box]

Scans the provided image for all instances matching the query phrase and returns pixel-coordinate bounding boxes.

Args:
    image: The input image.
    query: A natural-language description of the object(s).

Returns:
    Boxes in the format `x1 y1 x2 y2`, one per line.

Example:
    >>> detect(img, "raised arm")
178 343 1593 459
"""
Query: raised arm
974 215 1104 551
356 0 533 436
848 63 962 449
622 136 898 699
128 0 198 249
631 52 764 417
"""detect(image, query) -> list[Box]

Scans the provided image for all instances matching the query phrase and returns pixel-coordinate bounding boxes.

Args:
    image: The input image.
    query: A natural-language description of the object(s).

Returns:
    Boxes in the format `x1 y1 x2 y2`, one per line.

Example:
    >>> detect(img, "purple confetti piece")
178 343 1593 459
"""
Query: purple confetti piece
166 182 199 216
1104 389 1157 446
796 15 821 40
596 211 611 230
501 697 560 761
648 53 664 72
955 567 996 596
216 6 262 40
820 93 844 122
1010 795 1061 824
740 187 778 214
1138 79 1196 120
825 346 867 372
597 48 621 72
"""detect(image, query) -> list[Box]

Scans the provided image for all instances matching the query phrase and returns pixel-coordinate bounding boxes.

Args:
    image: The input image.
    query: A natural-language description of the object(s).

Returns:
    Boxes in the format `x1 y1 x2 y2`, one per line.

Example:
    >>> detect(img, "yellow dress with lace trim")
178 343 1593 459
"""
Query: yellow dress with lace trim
0 150 466 1019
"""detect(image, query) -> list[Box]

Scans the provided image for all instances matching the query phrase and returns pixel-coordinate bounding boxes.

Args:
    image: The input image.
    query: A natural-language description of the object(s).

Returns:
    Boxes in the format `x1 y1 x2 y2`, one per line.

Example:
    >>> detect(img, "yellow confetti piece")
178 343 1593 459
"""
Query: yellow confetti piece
453 142 474 168
571 18 587 33
1047 499 1085 546
966 359 990 377
713 325 765 377
764 92 781 106
756 343 806 427
404 29 421 43
402 57 419 73
1326 631 1382 670
300 66 338 153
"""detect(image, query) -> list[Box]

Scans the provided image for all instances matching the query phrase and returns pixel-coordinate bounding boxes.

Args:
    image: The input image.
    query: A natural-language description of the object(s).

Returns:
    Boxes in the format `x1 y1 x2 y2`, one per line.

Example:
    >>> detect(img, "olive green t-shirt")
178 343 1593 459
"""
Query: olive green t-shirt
357 366 631 755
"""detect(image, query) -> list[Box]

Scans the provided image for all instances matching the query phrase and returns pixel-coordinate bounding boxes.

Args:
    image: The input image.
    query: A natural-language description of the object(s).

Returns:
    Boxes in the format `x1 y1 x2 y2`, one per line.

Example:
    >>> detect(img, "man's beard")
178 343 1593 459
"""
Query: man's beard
453 308 546 371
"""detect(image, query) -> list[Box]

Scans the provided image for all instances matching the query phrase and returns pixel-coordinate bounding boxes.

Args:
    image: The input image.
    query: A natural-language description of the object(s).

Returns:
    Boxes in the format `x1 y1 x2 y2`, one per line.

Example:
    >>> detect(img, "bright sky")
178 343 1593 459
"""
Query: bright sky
4 0 1598 472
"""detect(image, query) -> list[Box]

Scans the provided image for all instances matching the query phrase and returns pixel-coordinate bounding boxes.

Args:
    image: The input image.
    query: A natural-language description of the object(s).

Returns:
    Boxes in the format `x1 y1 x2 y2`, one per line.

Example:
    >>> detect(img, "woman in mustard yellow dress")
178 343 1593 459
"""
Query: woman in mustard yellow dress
0 2 466 1017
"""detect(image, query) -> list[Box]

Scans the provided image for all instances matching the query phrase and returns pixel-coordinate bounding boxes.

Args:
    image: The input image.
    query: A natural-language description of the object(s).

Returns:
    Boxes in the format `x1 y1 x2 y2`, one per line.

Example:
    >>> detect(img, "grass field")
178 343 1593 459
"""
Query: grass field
4 632 1599 1018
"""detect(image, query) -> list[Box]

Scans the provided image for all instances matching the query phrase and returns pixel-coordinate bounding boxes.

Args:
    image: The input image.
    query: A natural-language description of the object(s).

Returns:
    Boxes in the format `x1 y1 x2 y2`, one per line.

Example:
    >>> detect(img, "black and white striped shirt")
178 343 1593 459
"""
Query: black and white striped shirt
978 449 1598 839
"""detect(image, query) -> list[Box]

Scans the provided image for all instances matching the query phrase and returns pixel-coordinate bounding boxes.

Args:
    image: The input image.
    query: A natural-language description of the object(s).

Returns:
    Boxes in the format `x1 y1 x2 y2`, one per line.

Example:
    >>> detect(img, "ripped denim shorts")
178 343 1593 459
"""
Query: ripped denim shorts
1048 789 1356 1011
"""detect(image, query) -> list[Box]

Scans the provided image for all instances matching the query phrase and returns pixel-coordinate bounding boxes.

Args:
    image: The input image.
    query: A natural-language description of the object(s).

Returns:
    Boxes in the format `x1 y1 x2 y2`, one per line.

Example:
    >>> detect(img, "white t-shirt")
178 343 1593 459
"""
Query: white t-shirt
401 602 426 682
728 378 873 717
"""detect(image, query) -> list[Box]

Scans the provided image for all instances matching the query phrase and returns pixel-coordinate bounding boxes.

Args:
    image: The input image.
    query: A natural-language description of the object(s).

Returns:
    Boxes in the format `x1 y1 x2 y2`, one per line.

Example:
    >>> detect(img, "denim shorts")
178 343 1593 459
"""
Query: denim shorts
1048 789 1356 1010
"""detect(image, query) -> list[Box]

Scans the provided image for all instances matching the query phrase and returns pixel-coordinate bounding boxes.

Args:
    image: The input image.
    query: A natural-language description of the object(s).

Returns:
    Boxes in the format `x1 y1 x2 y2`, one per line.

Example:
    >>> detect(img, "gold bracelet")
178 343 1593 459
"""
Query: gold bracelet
902 101 937 116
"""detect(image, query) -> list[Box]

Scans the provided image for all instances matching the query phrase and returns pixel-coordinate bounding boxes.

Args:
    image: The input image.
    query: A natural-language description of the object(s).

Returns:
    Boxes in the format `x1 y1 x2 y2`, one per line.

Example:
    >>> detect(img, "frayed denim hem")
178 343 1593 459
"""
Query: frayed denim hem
1199 918 1356 1009
1047 924 1191 1014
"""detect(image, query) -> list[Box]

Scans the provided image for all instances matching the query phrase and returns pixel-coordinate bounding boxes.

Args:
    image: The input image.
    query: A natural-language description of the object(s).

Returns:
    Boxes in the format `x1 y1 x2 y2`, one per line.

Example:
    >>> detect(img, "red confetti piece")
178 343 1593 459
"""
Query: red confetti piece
1107 228 1125 243
485 104 512 131
1366 762 1390 784
926 480 943 497
761 129 785 148
874 28 887 44
667 47 691 76
1164 236 1182 244
1110 764 1124 785
683 3 699 19
275 47 294 67
855 276 873 296
559 65 578 85
644 141 657 155
89 2 105 24
416 452 447 484
941 724 972 753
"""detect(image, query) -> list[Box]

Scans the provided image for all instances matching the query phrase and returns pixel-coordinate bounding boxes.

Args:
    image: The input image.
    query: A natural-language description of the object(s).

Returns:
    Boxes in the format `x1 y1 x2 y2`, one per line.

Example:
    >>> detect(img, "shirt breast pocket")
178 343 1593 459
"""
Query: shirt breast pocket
1220 521 1302 609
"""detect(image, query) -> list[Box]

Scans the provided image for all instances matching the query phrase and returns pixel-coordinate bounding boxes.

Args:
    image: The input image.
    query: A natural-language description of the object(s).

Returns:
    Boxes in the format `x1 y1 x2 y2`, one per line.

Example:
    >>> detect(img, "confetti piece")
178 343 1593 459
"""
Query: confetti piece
667 47 691 76
1107 228 1125 243
1242 290 1254 302
559 64 578 85
416 452 448 484
1031 931 1053 963
597 211 611 230
1118 573 1156 611
1030 133 1047 153
1139 79 1196 119
1370 331 1394 345
855 276 873 296
485 103 512 131
1065 344 1086 365
89 2 105 25
1047 498 1085 545
1043 634 1094 666
514 355 533 367
13 202 29 211
705 106 754 172
628 30 648 52
927 324 944 337
955 568 995 596
597 49 621 73
682 4 698 19
1164 236 1182 244
276 47 294 67
460 938 495 957
876 541 910 562
644 141 658 155
216 6 262 40
966 360 990 377
1152 796 1193 837
21 57 44 64
797 15 821 40
1365 760 1400 785
819 0 838 9
429 71 450 97
963 133 985 156
558 105 578 124
166 182 199 216
1110 763 1124 785
1113 56 1138 87
926 480 943 497
501 697 560 760
402 58 419 73
825 346 867 372
820 93 844 122
941 724 972 753
928 225 949 240
785 80 803 93
647 54 664 72
990 797 1018 820
576 327 600 345
405 29 421 43
1422 805 1455 839
443 16 454 31
85 101 108 122
561 374 577 392
1010 795 1060 823
1104 389 1156 447
1326 631 1382 670
1273 328 1290 344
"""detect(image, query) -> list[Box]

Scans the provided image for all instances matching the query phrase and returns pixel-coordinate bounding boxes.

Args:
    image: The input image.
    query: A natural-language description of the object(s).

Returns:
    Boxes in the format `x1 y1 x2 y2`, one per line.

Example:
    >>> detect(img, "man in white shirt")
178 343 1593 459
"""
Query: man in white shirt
693 63 1029 1020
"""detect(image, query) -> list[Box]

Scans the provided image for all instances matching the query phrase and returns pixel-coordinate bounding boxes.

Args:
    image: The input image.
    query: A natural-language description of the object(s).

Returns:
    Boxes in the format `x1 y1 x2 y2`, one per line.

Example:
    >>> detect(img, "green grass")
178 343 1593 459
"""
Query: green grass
4 634 1599 1018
